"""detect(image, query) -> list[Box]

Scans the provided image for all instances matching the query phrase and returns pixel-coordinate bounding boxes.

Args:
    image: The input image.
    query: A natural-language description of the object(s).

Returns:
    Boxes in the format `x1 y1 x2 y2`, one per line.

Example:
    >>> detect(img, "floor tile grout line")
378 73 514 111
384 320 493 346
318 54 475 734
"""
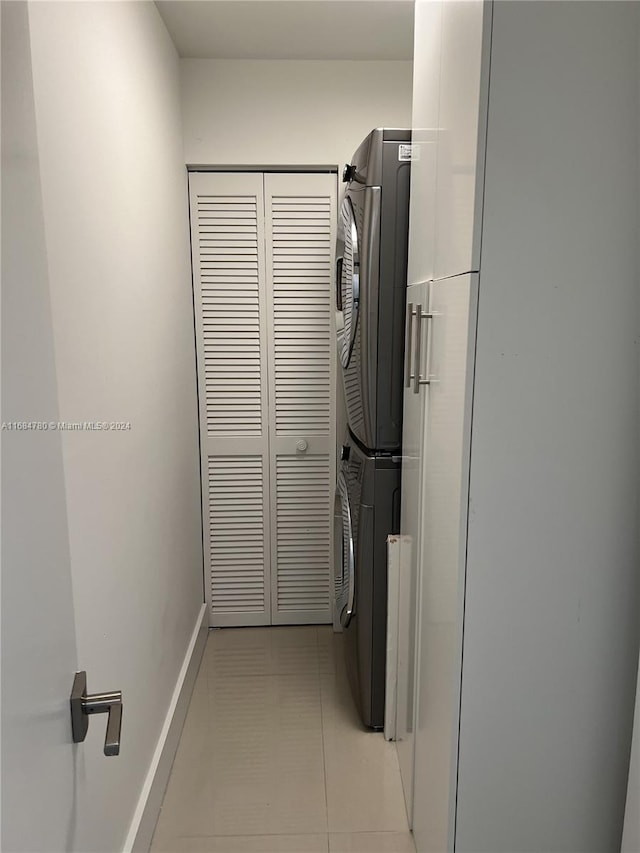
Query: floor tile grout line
165 830 330 839
166 828 412 838
154 829 415 853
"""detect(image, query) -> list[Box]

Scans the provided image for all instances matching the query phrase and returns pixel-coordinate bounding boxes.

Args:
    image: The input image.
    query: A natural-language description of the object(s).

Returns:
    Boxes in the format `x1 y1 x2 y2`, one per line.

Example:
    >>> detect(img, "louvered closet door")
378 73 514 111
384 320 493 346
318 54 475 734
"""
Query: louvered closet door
190 173 271 626
264 174 337 624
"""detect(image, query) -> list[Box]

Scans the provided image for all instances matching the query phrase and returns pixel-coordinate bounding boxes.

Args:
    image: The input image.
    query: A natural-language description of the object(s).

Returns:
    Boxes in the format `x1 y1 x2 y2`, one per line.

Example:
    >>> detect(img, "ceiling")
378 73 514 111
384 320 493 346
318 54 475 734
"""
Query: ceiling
156 1 414 61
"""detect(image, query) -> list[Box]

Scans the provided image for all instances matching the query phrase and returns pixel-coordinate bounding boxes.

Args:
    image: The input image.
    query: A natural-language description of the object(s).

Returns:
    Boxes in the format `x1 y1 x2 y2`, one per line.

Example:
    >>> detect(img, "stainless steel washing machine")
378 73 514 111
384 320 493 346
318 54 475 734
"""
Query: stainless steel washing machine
334 435 401 729
336 128 412 454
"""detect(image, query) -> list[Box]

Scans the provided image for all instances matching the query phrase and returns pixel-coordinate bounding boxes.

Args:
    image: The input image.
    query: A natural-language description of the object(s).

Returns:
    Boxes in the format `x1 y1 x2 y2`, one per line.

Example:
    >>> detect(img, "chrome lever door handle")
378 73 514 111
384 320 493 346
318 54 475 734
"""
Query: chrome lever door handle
104 702 122 757
70 671 123 756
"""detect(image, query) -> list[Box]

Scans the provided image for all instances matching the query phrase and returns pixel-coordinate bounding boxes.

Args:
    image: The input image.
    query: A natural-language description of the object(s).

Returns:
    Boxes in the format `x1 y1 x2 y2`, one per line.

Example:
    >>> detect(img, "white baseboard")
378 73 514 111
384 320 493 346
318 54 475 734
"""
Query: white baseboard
123 603 208 853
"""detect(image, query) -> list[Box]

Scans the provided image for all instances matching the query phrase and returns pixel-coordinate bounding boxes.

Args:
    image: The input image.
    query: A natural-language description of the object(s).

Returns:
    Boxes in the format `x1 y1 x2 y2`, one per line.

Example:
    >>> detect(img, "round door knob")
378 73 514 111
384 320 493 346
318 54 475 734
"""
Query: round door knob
296 439 308 453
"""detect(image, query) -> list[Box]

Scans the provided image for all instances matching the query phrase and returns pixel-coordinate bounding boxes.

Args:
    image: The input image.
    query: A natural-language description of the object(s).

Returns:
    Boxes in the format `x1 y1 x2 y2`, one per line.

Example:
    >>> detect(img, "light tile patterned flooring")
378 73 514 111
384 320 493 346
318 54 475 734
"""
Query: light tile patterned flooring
152 626 415 853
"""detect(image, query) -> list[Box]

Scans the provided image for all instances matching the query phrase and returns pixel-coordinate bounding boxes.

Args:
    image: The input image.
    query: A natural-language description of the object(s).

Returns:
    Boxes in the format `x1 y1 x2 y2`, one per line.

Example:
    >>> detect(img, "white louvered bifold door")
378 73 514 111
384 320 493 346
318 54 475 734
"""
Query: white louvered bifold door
264 174 337 624
190 172 271 626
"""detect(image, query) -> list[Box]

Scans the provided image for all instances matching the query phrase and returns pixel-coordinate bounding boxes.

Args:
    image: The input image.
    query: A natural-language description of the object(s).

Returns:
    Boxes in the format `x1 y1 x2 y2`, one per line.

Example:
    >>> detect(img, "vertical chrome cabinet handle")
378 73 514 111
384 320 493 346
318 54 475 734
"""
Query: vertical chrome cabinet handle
70 671 123 756
413 304 434 394
405 303 416 388
413 304 423 394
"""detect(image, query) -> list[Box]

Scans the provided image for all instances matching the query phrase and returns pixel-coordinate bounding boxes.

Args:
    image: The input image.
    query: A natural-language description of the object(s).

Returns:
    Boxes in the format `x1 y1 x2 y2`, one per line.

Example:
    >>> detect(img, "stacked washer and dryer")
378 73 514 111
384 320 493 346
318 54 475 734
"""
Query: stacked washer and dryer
334 128 411 729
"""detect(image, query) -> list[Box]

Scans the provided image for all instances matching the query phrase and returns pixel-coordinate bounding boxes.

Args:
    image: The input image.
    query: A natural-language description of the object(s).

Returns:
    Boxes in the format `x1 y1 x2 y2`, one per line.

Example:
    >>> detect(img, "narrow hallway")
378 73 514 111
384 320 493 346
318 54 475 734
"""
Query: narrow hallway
152 627 414 852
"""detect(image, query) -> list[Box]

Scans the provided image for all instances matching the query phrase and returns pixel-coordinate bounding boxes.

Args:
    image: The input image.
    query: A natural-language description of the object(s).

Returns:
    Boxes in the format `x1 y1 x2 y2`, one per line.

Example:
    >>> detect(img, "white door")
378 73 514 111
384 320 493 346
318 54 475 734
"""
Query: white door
411 273 477 853
264 173 336 625
396 280 429 824
190 171 336 627
407 0 442 288
432 0 489 281
410 0 490 284
2 4 79 846
190 172 272 626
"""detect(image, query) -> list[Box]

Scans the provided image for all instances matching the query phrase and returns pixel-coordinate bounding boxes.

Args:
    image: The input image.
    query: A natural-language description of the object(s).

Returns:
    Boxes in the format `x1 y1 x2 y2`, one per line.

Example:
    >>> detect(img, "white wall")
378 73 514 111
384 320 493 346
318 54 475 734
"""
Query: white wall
181 59 413 169
181 57 412 481
26 2 203 850
456 3 640 850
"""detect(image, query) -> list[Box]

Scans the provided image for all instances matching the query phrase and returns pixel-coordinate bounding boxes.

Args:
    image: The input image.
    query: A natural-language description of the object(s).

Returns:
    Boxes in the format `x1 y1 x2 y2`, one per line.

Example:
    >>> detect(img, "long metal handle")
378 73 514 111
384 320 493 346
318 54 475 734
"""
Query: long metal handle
413 304 434 394
405 303 416 387
336 256 343 311
413 304 424 394
70 671 123 756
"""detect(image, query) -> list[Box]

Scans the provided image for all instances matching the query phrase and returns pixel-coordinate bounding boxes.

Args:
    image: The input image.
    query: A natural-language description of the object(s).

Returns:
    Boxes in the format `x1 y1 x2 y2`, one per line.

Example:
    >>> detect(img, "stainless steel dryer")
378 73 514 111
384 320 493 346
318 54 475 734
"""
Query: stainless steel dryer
334 435 401 729
336 128 411 454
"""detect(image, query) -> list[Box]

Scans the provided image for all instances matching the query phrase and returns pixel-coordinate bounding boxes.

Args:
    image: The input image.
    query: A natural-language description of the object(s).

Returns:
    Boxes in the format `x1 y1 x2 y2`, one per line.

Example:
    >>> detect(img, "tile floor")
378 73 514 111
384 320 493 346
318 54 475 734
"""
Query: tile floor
152 626 415 853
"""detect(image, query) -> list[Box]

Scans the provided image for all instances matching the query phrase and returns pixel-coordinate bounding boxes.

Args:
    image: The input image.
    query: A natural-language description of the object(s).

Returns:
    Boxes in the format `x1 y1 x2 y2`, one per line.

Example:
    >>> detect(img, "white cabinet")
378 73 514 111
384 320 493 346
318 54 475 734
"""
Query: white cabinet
407 1 442 286
404 2 640 850
434 0 488 279
408 0 489 286
411 273 477 851
397 275 477 842
401 0 488 828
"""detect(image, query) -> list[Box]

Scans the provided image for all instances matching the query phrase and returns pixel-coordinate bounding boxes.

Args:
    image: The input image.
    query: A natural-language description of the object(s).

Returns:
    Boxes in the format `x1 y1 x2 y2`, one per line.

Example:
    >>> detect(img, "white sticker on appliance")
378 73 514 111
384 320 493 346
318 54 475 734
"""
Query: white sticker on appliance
398 144 419 162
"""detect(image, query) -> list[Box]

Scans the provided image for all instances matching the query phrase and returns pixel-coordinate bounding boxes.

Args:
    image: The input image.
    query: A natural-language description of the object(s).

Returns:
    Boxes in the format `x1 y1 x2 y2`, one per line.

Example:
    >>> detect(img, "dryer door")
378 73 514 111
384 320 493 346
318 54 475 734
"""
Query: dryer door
336 196 360 369
334 469 355 627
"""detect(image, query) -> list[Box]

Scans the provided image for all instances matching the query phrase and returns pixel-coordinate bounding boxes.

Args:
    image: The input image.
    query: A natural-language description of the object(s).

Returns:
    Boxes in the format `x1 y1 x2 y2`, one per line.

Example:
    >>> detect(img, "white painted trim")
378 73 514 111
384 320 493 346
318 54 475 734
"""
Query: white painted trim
123 603 208 853
385 535 401 741
187 164 339 174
